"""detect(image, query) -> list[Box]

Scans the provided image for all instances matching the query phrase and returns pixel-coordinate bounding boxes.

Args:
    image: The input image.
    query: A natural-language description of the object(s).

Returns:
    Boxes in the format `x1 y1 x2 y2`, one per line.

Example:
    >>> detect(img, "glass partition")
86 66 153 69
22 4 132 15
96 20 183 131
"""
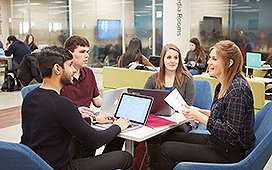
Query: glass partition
190 0 272 62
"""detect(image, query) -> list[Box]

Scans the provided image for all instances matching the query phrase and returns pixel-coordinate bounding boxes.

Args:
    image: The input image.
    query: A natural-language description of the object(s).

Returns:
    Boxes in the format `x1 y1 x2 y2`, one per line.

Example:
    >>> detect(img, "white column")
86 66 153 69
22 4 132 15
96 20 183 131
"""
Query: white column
163 0 190 57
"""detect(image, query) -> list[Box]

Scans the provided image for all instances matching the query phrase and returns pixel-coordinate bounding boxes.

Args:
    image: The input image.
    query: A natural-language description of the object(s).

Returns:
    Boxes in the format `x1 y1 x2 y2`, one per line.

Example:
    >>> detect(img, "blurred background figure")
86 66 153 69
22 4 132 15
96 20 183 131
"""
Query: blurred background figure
0 40 3 49
184 37 207 75
4 35 31 69
118 37 154 68
24 34 38 52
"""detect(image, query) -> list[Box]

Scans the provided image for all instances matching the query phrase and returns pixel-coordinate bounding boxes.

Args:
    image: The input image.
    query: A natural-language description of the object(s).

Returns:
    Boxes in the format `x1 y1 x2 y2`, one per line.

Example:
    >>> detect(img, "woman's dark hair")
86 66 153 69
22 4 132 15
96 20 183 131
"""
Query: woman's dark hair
190 37 206 63
7 35 17 42
119 37 143 67
37 46 73 78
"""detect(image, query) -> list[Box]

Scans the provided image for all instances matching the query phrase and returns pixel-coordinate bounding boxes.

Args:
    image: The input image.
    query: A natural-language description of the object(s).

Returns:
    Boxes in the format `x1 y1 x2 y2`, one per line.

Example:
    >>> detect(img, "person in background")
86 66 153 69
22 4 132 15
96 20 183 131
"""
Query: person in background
4 35 31 69
0 40 3 49
144 43 196 170
158 40 255 170
118 37 154 68
21 46 133 170
24 34 38 52
184 37 207 75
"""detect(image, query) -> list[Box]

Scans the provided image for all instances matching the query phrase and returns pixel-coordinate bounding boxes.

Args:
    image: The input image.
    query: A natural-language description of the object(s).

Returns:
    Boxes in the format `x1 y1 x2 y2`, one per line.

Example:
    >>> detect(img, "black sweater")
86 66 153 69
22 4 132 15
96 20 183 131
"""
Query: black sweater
21 87 121 170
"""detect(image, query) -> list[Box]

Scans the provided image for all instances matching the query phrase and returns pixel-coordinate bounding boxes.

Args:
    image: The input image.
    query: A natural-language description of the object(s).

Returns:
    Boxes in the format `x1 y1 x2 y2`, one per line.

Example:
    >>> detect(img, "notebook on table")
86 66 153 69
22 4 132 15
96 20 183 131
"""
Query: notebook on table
127 88 175 116
94 92 154 132
145 114 178 129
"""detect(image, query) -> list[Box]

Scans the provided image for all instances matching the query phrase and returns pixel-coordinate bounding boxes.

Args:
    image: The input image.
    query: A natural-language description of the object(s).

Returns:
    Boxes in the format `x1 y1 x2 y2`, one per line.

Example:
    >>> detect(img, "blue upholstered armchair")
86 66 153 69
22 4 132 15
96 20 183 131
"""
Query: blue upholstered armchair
174 101 272 170
190 80 213 134
21 83 42 99
0 140 53 170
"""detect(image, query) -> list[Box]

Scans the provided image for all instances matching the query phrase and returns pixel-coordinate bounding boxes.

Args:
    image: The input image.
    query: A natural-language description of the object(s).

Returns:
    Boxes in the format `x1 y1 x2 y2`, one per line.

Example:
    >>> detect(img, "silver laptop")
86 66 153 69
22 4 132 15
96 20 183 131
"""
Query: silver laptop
94 92 154 132
94 87 128 116
127 88 175 116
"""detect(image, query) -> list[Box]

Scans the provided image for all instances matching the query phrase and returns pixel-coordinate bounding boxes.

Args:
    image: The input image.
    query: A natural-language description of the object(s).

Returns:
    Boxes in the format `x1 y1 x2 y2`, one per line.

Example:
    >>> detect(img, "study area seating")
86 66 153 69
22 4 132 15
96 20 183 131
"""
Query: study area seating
193 75 265 113
174 101 272 170
21 83 41 99
248 79 265 112
0 140 53 170
102 66 155 92
190 79 213 134
193 75 218 97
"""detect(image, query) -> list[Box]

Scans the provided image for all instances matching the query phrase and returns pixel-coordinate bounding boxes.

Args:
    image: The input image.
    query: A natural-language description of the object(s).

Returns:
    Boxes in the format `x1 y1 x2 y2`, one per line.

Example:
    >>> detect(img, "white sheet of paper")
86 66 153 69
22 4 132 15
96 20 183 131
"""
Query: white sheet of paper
164 89 187 113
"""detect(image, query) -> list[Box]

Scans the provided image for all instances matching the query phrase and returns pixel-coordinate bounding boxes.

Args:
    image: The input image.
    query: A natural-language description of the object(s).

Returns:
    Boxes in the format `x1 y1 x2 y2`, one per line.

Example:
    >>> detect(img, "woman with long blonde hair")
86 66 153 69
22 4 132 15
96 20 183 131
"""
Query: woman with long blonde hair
158 40 255 170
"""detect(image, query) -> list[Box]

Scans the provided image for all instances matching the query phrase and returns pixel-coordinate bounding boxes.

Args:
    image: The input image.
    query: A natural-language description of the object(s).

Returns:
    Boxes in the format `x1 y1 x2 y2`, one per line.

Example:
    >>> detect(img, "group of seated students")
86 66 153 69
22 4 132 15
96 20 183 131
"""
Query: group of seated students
20 34 255 170
118 36 208 76
4 34 38 69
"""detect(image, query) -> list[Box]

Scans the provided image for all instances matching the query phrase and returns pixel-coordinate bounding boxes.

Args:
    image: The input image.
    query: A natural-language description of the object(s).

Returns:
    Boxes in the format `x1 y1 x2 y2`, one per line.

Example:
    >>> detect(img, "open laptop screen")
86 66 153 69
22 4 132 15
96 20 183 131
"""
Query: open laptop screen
115 93 153 124
246 52 261 68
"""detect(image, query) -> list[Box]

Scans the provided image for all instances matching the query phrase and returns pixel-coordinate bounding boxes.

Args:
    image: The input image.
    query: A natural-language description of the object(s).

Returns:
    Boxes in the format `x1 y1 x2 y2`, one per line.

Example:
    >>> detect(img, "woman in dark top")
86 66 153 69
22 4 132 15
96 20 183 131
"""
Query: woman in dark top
158 40 255 170
185 37 207 75
144 43 195 170
118 37 153 68
24 34 38 52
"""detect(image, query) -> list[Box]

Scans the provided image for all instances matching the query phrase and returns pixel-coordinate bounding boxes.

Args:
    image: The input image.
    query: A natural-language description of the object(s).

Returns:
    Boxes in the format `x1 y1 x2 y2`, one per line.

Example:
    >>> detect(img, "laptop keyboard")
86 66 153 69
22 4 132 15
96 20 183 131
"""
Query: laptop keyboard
128 122 140 128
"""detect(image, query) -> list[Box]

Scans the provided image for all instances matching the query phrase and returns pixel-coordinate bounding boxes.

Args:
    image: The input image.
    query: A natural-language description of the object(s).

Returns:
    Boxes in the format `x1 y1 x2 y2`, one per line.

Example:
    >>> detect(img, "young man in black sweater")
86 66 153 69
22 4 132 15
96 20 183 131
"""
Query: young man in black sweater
20 46 133 170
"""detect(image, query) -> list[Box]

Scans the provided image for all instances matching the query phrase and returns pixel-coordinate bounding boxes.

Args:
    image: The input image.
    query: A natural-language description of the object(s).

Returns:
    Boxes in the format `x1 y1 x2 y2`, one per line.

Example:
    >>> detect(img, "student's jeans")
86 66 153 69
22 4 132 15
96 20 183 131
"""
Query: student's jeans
12 60 20 69
66 137 134 170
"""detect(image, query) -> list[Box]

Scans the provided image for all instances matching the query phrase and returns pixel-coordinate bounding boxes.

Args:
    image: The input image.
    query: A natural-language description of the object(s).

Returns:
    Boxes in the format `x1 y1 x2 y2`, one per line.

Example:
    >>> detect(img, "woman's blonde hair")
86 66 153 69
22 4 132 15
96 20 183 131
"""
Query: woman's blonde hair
210 40 249 98
156 43 191 89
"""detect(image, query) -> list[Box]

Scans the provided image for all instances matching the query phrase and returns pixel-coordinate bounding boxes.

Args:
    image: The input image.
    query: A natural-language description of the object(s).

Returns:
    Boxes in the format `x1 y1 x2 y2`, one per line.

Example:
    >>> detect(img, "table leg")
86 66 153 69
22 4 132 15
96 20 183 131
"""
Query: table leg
7 58 12 70
125 139 134 156
246 67 248 77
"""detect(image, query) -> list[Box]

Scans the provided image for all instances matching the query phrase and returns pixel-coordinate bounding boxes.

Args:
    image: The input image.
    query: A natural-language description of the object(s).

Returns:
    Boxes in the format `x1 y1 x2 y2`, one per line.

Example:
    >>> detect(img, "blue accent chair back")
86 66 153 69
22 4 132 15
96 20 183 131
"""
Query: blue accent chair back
21 83 42 99
174 101 272 170
191 80 213 134
193 79 213 110
0 140 53 170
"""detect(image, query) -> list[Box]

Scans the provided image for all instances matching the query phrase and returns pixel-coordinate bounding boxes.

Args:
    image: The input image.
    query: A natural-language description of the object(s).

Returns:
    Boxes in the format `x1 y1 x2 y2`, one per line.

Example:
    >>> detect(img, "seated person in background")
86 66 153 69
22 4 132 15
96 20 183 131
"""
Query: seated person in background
20 46 133 170
4 35 31 69
262 56 272 79
158 40 255 170
61 35 126 159
24 34 38 52
184 37 207 75
144 43 196 170
0 40 3 49
118 37 154 68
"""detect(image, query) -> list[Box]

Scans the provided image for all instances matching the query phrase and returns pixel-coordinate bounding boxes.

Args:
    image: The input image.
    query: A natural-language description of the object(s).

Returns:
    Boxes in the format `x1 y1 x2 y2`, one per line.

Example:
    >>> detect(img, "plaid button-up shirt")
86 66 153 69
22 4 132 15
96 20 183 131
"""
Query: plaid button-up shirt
207 74 255 151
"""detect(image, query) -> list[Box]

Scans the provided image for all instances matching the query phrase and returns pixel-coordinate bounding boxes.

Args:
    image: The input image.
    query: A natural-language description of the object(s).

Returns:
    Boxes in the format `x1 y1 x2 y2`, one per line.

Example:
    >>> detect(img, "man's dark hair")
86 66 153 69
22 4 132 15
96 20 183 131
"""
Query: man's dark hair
37 46 73 78
64 35 90 52
7 35 17 42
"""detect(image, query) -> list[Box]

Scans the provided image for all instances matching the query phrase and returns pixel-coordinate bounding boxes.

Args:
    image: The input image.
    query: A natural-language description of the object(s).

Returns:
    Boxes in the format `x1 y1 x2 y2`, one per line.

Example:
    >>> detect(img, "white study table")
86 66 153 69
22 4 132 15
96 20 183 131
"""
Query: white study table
245 66 272 77
0 55 13 70
93 112 187 155
246 77 272 83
